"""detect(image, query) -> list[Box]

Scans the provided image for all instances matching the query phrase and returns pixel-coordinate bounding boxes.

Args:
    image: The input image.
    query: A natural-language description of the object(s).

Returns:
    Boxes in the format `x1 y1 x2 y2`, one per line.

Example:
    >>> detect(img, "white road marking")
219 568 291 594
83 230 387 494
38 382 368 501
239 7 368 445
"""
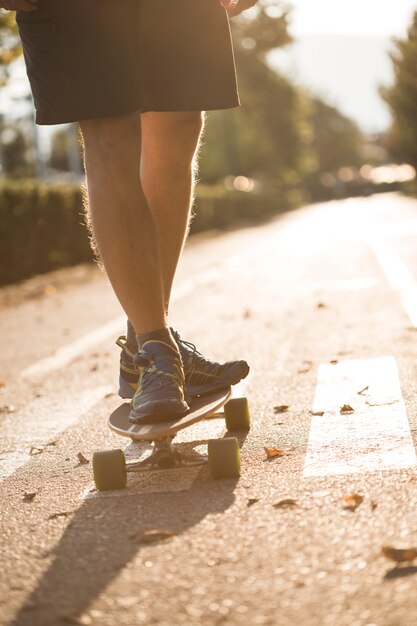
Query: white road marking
303 357 416 477
372 218 417 238
0 385 112 483
368 237 417 327
20 317 126 380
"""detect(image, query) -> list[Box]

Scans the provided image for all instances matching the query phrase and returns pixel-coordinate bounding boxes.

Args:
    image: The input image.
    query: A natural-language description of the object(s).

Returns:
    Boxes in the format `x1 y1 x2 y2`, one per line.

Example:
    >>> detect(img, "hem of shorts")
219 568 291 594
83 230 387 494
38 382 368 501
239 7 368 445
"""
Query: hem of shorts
35 99 240 126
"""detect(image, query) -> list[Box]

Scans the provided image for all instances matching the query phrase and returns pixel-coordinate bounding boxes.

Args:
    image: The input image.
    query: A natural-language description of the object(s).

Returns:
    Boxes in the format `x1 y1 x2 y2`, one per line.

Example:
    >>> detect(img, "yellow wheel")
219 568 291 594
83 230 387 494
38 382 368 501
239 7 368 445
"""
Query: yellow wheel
208 437 240 479
93 449 127 491
224 397 250 431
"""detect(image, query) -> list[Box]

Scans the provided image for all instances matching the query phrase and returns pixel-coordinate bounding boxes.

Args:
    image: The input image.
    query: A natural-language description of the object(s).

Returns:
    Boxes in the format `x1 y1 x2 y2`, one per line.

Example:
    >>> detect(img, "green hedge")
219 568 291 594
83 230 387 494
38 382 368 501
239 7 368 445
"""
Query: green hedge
0 180 92 286
0 179 297 286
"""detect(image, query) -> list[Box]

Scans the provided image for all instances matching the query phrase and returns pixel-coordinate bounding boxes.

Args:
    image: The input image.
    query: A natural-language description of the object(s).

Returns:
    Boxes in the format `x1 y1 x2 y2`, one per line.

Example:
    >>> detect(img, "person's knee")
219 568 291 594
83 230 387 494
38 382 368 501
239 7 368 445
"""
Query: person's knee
142 111 204 160
80 113 140 158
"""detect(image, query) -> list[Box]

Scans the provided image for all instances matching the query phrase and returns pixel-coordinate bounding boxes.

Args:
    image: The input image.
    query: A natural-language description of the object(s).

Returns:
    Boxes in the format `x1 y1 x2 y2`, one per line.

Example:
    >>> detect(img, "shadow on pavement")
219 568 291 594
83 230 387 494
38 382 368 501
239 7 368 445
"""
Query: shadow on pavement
384 565 417 580
11 466 239 626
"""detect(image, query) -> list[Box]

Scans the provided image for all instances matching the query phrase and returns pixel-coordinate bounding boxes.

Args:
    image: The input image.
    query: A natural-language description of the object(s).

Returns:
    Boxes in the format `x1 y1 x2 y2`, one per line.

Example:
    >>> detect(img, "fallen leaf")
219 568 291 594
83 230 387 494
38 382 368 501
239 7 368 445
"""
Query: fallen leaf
131 529 177 543
357 386 369 395
23 492 37 501
309 410 325 416
371 500 378 511
366 399 398 407
274 405 289 414
264 447 286 460
317 302 326 309
342 493 364 510
29 446 44 456
381 546 417 564
330 359 339 365
298 367 310 374
0 405 15 414
273 498 298 508
247 498 259 507
48 511 74 521
77 452 90 465
340 404 354 414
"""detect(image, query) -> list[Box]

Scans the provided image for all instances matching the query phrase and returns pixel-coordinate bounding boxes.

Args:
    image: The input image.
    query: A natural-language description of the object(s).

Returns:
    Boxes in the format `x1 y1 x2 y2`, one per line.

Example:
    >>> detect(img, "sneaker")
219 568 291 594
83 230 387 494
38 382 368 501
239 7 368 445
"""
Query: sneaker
172 329 250 396
117 331 249 399
129 340 189 424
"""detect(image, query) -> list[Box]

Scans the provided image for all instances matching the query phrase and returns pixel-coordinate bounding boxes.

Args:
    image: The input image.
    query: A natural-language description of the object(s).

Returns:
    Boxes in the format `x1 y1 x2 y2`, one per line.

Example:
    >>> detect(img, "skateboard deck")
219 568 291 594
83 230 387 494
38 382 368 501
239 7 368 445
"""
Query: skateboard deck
109 387 232 442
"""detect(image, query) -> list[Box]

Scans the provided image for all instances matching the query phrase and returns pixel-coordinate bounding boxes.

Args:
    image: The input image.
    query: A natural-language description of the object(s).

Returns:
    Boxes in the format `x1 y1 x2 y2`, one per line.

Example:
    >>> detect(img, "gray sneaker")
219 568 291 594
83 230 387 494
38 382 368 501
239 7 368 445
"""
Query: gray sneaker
129 340 189 424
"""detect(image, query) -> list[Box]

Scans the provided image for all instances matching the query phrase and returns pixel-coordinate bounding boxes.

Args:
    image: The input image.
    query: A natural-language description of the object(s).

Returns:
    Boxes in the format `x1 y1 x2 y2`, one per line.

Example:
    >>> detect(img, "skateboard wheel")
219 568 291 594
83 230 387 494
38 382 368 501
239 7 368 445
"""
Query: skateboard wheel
224 397 250 431
208 437 240 479
92 449 127 491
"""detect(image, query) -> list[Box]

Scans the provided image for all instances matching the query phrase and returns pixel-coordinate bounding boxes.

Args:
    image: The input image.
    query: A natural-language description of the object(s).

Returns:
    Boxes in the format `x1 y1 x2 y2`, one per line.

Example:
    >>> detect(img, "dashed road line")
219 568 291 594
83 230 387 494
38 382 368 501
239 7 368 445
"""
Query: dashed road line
368 236 417 327
303 356 416 477
0 385 112 483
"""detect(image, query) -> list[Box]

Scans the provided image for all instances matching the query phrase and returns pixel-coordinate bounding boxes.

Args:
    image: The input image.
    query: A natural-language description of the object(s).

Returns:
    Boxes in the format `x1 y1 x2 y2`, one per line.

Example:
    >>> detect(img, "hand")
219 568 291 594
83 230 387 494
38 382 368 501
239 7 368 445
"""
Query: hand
0 0 39 11
220 0 258 18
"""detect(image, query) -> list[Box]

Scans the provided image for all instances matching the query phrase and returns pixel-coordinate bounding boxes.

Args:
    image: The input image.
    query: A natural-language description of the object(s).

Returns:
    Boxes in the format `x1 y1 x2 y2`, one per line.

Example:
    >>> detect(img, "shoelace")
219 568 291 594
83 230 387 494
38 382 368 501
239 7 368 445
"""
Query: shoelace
172 331 223 382
133 351 185 397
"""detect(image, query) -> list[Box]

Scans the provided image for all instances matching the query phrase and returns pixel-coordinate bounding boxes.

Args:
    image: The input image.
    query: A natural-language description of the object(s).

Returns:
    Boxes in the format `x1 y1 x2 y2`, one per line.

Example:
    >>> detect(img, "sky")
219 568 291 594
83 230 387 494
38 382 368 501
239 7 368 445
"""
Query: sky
288 0 417 38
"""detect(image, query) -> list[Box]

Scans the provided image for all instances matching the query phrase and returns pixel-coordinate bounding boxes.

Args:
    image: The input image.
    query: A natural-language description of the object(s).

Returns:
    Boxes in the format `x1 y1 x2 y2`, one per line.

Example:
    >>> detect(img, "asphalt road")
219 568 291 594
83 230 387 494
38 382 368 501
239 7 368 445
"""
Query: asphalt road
2 192 417 626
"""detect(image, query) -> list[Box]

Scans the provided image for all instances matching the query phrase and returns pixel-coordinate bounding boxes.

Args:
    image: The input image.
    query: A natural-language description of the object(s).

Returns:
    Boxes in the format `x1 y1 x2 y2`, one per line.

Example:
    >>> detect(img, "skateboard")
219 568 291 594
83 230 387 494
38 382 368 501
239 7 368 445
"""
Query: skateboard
92 387 250 491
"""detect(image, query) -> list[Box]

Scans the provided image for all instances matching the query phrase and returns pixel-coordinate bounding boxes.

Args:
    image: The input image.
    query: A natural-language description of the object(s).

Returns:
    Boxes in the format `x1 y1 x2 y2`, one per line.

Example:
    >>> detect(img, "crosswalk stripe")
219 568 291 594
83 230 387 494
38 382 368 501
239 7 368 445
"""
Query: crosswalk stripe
0 386 112 483
303 356 416 477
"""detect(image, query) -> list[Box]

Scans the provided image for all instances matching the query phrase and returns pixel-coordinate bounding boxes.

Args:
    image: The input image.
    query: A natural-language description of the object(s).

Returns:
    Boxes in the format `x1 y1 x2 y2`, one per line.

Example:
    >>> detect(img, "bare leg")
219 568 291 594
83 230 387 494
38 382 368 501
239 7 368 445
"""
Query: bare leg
125 111 204 350
80 113 166 335
141 111 204 310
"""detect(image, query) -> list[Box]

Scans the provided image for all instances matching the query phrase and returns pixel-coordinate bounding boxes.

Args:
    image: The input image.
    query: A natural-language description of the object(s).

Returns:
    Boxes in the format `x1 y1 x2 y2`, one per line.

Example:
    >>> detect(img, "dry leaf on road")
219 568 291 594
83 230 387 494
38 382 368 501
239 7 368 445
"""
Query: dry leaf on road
381 546 417 564
264 447 286 460
0 405 15 414
340 404 354 414
357 386 369 395
23 492 37 501
247 498 259 507
274 405 289 414
342 493 364 510
273 498 298 509
131 529 177 543
309 410 325 416
77 452 90 465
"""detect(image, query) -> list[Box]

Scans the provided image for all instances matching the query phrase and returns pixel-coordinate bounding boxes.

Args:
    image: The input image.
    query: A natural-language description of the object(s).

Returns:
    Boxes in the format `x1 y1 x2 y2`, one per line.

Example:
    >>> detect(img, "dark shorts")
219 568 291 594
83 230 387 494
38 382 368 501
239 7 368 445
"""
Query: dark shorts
16 0 240 126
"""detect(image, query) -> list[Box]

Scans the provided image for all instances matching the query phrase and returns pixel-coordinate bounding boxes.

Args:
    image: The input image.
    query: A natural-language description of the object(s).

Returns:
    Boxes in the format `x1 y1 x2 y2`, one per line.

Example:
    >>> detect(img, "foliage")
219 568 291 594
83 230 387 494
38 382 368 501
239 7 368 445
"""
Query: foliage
0 9 21 85
200 2 303 184
305 96 364 173
381 11 417 167
199 1 364 186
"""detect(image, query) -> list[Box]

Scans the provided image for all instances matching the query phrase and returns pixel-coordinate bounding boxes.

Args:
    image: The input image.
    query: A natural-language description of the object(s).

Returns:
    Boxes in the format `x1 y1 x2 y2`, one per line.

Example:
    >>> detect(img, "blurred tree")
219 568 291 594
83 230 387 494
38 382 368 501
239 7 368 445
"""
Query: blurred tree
381 11 417 168
306 96 364 173
0 10 21 85
1 121 35 177
200 1 304 184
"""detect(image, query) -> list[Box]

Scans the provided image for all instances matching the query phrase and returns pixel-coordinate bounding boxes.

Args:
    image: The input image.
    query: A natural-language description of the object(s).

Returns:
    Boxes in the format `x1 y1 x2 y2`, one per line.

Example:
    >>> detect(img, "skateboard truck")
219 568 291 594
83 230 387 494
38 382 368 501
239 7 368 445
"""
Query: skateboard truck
127 437 209 472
